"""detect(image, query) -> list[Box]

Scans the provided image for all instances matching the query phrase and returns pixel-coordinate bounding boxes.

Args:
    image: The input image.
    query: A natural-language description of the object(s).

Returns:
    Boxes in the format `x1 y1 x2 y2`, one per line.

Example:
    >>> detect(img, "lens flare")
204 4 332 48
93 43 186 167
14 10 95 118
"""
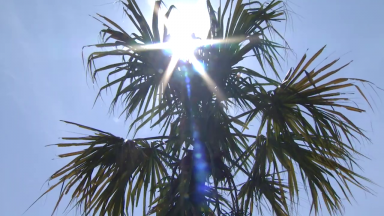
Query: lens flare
136 1 246 209
190 57 226 101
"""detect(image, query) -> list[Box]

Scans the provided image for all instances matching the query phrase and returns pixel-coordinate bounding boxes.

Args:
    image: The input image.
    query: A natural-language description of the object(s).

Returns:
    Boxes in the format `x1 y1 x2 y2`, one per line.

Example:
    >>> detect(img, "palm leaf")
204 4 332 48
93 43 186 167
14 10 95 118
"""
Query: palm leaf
237 48 376 215
32 121 171 216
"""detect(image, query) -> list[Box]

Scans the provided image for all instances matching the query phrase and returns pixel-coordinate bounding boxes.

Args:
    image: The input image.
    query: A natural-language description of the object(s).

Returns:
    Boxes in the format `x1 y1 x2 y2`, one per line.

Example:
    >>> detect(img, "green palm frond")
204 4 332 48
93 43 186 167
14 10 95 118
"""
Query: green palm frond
245 46 372 149
234 47 375 215
85 0 177 124
207 0 288 76
32 121 171 216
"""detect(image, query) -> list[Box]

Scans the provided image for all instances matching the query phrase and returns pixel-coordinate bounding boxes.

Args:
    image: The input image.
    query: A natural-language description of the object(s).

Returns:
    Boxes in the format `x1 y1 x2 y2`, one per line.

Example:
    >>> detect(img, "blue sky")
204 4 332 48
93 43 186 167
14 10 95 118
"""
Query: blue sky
1 0 384 215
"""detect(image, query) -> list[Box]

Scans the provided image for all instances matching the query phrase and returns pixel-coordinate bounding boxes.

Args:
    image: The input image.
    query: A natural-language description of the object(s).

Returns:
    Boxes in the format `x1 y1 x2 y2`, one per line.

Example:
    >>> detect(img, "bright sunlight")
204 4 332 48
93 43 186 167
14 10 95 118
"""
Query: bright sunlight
159 0 209 61
140 0 226 101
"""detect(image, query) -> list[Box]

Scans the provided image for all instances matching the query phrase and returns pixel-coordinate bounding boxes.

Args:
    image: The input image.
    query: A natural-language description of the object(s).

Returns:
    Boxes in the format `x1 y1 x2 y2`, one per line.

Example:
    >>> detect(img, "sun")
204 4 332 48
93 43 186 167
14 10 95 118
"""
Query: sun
165 34 200 62
161 1 209 61
141 0 225 101
142 0 213 62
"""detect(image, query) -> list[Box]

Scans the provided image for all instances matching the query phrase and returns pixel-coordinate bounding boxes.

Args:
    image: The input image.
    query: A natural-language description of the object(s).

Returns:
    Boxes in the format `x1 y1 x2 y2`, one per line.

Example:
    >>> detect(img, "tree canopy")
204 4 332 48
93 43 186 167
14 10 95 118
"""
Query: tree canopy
30 0 380 215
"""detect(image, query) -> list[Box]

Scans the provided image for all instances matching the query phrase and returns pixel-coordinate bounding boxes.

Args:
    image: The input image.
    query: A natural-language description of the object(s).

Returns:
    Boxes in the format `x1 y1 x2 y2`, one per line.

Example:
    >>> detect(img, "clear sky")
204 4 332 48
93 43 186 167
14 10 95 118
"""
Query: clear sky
1 0 384 215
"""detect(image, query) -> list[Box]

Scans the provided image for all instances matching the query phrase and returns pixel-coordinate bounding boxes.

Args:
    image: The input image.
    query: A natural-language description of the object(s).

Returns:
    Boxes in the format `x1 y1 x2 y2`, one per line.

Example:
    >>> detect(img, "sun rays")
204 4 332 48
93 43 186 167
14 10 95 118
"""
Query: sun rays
140 1 229 206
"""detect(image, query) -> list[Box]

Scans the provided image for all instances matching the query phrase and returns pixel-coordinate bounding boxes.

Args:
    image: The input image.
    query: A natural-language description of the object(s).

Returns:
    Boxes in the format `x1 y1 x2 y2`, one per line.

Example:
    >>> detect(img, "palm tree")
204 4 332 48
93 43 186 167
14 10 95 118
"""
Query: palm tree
32 0 378 215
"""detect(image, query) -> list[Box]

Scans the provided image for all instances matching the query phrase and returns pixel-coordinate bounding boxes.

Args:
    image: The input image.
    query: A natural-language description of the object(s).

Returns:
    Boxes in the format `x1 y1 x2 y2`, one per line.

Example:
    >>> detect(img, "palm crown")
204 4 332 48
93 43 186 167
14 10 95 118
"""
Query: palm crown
32 0 378 215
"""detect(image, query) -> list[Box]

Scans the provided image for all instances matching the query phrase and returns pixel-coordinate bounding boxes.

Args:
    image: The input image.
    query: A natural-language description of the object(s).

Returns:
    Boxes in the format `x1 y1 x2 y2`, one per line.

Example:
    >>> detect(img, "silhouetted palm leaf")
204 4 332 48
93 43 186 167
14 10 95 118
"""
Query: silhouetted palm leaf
234 46 375 215
32 121 171 216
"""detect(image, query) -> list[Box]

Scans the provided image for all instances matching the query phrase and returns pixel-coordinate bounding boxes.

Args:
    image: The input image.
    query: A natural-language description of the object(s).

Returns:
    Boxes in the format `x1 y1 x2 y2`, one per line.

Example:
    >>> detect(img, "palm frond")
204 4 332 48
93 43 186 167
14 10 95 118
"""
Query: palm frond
84 0 177 125
33 121 171 216
236 47 376 215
